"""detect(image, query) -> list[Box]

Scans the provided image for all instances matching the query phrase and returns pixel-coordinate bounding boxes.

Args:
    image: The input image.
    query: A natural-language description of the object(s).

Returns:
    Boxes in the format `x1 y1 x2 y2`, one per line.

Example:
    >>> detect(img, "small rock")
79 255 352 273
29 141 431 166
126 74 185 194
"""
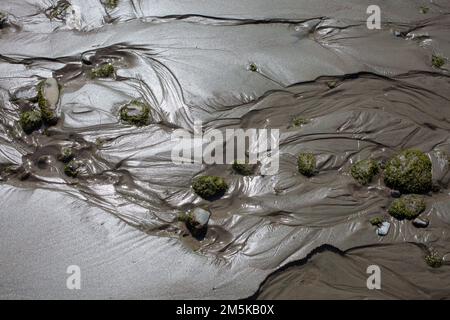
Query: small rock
412 217 429 228
390 190 401 198
377 222 390 236
190 208 211 230
42 78 60 109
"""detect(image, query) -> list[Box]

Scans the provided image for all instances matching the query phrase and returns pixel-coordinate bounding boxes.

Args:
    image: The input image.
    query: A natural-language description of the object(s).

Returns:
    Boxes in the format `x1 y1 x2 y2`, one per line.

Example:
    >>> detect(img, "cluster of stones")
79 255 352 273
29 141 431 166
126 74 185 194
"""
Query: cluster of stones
351 149 443 267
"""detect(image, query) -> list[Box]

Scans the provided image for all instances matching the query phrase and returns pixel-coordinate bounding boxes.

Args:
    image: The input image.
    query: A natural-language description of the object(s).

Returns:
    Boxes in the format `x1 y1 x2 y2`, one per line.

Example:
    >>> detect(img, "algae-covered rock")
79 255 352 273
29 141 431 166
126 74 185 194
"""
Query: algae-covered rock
37 78 60 125
384 149 432 194
388 195 426 220
119 100 151 126
369 217 384 227
57 147 75 163
297 153 316 177
90 63 115 79
291 116 309 128
425 251 443 268
104 0 119 9
232 161 255 176
19 109 42 134
248 63 258 72
432 55 445 69
64 160 80 178
192 176 228 200
351 159 379 185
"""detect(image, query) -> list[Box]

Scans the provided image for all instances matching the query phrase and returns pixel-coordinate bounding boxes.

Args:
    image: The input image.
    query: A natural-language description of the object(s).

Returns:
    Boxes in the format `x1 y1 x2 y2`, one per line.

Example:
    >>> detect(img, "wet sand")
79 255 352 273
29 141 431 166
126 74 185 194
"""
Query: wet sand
0 0 449 299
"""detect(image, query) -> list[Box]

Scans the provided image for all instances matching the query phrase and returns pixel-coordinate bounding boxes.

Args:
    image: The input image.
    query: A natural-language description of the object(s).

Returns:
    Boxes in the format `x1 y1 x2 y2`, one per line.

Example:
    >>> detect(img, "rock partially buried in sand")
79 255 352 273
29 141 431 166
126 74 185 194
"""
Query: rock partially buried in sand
384 149 432 194
192 176 228 200
179 208 211 238
119 100 151 126
388 195 426 220
390 190 401 198
297 153 316 177
412 217 429 228
19 109 42 134
350 159 379 185
38 78 60 125
376 221 390 236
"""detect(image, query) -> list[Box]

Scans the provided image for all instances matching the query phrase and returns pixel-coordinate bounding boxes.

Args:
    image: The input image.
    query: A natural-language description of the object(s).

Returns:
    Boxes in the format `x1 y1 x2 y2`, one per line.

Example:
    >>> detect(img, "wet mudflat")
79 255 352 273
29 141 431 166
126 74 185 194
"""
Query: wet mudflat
0 0 449 299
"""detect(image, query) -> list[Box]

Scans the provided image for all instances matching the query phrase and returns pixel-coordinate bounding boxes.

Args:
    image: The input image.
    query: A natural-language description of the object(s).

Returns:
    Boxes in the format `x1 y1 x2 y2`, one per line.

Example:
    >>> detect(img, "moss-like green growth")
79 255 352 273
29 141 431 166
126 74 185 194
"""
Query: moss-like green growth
90 63 115 79
104 0 119 9
297 153 316 177
326 81 337 89
57 147 75 163
419 6 429 14
47 1 70 20
232 161 255 176
388 195 426 220
119 100 151 126
425 251 443 268
249 63 258 72
37 80 58 125
370 217 385 227
351 159 379 185
19 109 42 134
177 212 194 224
192 176 228 200
384 149 432 194
432 55 445 69
292 116 309 128
64 160 80 178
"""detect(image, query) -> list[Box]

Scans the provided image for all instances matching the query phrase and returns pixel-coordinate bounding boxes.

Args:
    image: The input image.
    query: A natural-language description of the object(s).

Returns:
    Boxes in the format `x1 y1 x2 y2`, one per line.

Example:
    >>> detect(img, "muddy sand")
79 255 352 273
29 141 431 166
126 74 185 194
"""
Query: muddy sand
0 0 449 299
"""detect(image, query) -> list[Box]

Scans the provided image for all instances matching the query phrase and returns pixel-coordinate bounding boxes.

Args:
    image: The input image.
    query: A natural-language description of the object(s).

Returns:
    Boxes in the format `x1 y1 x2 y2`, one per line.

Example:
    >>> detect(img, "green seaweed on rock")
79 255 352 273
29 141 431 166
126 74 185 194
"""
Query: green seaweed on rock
351 159 379 185
384 149 432 194
192 176 228 200
388 195 426 220
297 153 316 177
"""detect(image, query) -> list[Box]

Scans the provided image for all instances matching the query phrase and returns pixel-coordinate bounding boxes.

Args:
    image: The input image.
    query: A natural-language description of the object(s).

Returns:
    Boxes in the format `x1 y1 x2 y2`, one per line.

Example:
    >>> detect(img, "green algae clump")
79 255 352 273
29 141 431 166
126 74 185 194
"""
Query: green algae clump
351 159 379 185
432 55 445 69
37 79 59 126
57 147 75 163
64 160 80 178
119 100 151 126
249 63 258 72
419 6 429 14
388 195 426 220
192 176 228 200
425 251 443 268
90 63 115 79
369 217 385 227
384 149 432 194
291 116 309 128
297 153 316 177
104 0 119 9
20 109 42 134
232 161 255 176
